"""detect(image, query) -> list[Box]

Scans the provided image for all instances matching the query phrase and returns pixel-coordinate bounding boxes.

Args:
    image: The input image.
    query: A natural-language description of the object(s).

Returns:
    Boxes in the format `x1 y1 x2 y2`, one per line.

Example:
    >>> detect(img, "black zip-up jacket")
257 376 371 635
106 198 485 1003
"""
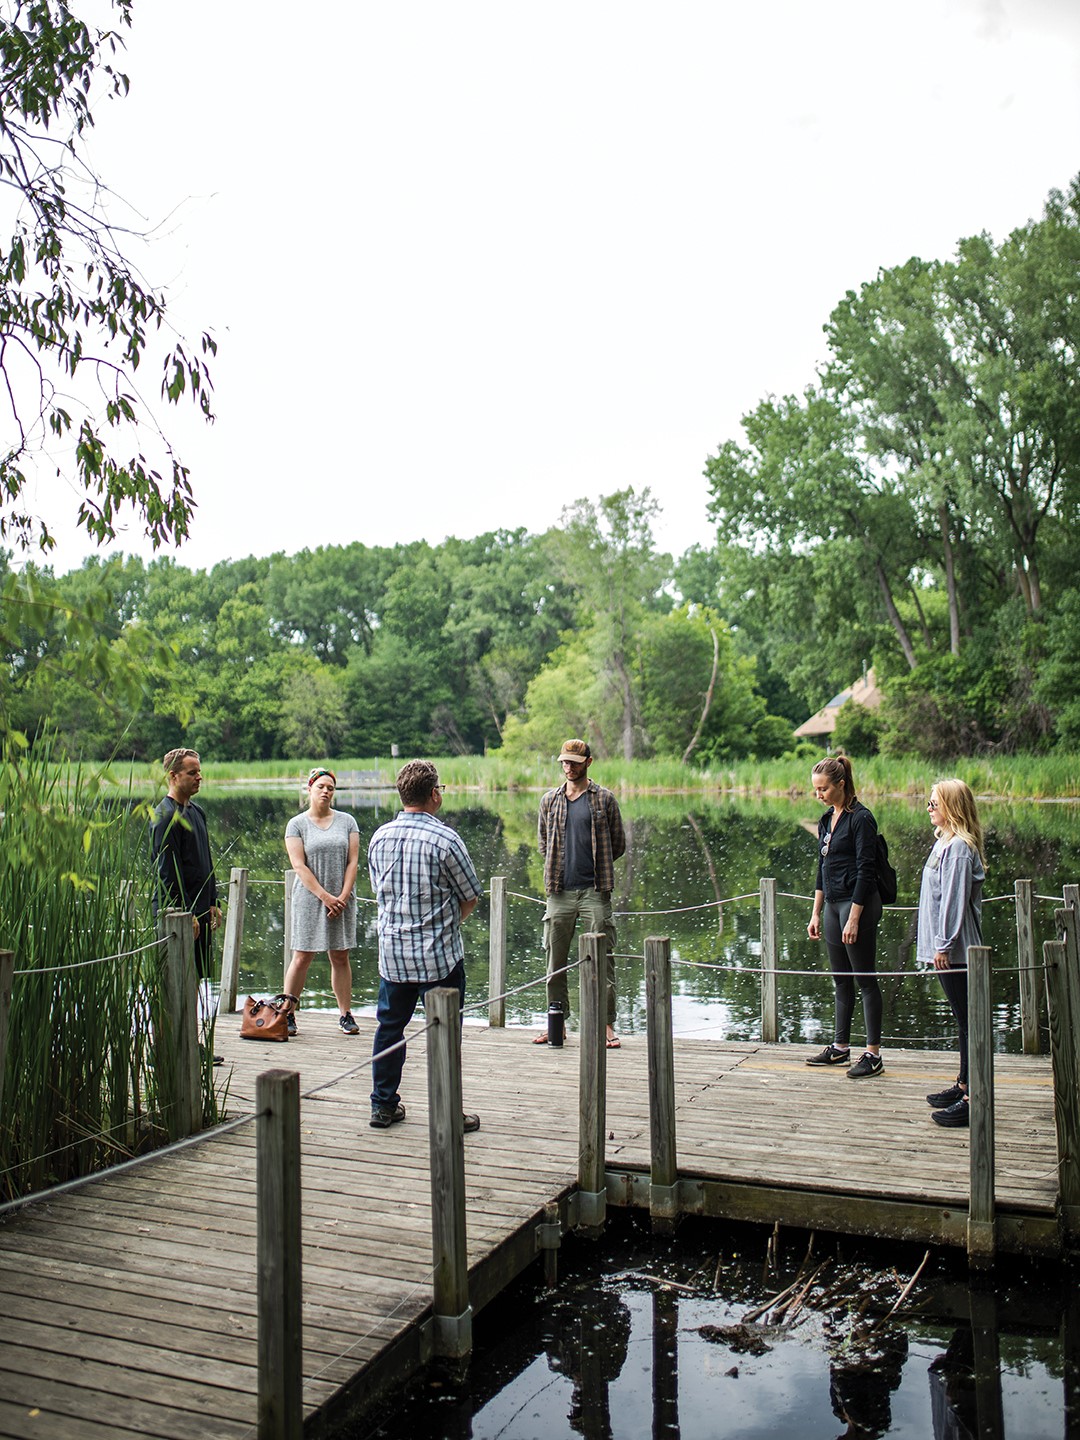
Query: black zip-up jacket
815 799 878 906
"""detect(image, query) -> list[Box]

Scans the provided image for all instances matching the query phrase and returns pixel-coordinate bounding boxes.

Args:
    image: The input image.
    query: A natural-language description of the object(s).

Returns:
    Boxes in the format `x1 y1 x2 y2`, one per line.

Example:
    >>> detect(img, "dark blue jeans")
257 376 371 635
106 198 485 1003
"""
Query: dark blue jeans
370 961 466 1109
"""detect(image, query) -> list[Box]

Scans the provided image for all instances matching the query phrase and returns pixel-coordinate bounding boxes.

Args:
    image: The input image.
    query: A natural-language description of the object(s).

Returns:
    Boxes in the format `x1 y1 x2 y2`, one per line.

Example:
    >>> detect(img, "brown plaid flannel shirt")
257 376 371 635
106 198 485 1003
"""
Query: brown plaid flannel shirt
538 780 626 894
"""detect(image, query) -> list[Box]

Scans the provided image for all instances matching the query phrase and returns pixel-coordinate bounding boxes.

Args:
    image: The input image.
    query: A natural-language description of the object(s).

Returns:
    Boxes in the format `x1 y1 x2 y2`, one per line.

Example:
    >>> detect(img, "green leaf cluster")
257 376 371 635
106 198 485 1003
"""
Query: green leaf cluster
697 175 1080 759
0 1 215 554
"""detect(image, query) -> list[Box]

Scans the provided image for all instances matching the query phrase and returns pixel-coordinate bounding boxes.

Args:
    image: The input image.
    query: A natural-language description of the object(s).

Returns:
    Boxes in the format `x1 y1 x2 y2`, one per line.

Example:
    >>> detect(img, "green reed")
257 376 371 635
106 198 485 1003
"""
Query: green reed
98 750 1080 800
0 749 223 1203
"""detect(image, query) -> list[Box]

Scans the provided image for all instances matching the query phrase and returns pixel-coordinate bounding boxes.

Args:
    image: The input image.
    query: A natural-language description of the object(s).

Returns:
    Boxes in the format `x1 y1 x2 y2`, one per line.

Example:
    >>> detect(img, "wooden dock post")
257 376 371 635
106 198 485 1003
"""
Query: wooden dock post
425 985 472 1358
256 1068 303 1440
760 877 778 1043
577 932 607 1235
1015 879 1040 1054
488 875 507 1028
1057 891 1080 1095
218 866 248 1015
1043 934 1080 1251
645 936 679 1232
162 911 201 1140
0 950 13 1119
966 945 996 1267
283 867 293 966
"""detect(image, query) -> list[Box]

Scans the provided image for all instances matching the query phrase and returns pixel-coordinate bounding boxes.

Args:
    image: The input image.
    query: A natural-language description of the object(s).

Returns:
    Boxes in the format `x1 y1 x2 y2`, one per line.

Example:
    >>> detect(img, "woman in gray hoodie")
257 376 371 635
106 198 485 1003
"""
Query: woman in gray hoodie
918 779 986 1129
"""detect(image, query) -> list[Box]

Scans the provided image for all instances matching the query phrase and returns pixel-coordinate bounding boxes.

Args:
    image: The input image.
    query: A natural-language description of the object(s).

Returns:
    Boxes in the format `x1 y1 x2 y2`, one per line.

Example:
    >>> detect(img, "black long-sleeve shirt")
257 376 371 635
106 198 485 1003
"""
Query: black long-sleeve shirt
150 796 218 918
814 800 878 906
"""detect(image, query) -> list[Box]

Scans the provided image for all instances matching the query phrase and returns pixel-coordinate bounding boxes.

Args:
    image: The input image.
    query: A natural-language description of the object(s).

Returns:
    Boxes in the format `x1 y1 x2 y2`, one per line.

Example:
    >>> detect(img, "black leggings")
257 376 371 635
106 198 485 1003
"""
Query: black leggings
936 965 969 1087
822 893 883 1048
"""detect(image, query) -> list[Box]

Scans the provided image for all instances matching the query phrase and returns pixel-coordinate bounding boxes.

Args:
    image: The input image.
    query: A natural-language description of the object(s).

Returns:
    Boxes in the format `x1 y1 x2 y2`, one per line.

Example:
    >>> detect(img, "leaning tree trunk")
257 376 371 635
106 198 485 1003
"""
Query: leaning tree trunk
875 559 918 669
682 624 720 764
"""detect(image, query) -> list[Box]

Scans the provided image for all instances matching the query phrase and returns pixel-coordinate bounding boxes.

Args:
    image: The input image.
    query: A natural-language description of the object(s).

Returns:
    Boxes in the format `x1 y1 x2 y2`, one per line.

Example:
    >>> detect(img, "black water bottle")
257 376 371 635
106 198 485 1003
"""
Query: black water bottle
547 1001 565 1047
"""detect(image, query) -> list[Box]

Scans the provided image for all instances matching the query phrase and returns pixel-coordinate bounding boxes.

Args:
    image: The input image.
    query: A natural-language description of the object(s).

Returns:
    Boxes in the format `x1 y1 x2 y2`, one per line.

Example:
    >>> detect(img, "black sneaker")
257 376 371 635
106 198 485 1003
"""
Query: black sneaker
846 1051 884 1079
339 1011 360 1036
370 1102 406 1129
927 1084 965 1109
805 1044 851 1066
286 1010 297 1037
463 1113 480 1133
931 1097 969 1127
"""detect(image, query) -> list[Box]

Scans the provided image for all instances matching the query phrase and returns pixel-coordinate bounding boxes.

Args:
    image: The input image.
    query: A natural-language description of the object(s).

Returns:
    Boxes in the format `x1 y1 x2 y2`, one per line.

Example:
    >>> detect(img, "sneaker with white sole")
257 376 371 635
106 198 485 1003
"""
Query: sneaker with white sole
805 1044 851 1067
846 1051 884 1079
339 1011 360 1035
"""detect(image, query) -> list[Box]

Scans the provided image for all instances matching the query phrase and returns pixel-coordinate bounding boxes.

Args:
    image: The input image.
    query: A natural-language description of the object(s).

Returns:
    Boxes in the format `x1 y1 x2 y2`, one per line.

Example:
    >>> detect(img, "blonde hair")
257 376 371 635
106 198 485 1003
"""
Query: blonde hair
931 778 985 863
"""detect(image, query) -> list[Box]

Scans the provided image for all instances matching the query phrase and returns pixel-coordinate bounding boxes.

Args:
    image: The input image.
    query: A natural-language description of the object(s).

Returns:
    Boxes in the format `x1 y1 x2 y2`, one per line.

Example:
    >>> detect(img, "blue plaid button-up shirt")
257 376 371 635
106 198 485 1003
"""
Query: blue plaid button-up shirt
367 811 483 983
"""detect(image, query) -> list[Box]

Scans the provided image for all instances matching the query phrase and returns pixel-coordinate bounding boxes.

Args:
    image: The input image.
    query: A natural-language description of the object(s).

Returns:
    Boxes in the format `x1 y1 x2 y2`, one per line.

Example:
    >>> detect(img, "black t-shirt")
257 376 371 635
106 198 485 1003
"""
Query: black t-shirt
562 792 595 889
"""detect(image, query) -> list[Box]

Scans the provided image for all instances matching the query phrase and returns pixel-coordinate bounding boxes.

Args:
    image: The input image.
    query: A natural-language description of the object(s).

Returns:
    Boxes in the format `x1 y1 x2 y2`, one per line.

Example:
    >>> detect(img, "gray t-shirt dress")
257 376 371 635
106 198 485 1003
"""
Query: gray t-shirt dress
285 810 360 951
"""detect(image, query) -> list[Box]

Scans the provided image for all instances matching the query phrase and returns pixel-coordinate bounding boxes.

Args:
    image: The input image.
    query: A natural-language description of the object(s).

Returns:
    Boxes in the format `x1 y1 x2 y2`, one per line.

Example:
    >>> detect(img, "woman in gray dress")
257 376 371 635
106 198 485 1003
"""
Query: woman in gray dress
282 767 361 1036
918 778 986 1129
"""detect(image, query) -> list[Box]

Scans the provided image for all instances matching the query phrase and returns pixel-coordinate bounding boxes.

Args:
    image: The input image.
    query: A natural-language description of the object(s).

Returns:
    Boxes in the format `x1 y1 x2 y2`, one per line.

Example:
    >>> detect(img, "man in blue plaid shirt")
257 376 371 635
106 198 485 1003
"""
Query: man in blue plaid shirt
367 759 484 1130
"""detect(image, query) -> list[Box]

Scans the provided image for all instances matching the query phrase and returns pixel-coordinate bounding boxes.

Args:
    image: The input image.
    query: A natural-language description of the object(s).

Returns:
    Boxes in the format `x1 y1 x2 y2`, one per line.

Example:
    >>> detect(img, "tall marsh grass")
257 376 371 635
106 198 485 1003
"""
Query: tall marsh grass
103 751 1080 800
0 751 222 1203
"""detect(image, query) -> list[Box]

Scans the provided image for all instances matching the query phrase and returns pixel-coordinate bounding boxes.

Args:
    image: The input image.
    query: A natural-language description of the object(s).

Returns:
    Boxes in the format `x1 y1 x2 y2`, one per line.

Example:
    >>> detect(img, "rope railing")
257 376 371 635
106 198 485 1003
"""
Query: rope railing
462 957 580 1018
0 1010 451 1217
12 934 165 976
0 1108 262 1219
0 1098 186 1184
668 956 1050 979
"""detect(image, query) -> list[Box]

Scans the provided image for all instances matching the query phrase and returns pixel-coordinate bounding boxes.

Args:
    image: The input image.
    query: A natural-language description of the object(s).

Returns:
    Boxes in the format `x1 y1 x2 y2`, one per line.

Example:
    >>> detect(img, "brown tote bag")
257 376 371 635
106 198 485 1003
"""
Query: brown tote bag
240 995 290 1042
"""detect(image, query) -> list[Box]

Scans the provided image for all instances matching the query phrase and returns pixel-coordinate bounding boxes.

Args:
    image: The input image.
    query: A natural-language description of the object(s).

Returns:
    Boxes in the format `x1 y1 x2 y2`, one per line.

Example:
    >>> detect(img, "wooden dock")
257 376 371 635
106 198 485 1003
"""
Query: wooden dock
0 1017 1060 1439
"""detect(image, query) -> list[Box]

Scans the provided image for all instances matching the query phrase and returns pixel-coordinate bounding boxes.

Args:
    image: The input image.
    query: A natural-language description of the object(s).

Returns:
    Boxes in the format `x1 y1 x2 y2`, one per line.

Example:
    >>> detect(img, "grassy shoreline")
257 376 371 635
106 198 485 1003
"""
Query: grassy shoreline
98 752 1080 802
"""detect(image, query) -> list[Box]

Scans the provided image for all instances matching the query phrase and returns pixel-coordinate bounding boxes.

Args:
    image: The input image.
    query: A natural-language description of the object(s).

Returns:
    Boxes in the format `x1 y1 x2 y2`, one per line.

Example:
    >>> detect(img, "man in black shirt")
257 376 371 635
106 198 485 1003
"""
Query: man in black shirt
150 748 222 980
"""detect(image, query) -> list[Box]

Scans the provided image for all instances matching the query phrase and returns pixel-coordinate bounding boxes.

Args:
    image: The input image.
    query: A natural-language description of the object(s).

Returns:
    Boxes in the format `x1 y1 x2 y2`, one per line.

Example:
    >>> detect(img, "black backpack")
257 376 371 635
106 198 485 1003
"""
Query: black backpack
876 832 898 904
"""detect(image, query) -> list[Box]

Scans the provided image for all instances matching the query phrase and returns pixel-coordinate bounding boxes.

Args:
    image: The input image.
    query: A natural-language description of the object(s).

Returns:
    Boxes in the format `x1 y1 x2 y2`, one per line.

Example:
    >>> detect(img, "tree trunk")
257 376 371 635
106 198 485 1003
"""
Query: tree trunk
937 503 961 655
875 559 918 669
682 625 720 764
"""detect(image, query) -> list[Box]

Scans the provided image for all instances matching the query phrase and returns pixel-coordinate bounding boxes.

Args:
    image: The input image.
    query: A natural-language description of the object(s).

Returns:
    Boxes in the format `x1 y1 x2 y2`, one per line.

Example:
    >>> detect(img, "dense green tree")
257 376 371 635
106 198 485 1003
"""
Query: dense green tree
264 544 392 663
546 488 670 759
278 658 348 759
499 635 615 760
637 605 765 762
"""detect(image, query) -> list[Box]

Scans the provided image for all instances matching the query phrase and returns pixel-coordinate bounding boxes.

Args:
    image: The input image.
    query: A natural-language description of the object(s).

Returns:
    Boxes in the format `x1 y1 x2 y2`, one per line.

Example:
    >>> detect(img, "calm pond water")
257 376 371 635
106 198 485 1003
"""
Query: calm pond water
344 1213 1078 1440
199 788 1080 1052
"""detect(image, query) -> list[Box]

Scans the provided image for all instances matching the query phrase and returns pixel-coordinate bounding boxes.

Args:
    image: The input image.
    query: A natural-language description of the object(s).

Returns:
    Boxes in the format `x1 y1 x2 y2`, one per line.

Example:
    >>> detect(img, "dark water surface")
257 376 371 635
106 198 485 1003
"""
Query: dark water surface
341 1214 1077 1440
202 788 1080 1051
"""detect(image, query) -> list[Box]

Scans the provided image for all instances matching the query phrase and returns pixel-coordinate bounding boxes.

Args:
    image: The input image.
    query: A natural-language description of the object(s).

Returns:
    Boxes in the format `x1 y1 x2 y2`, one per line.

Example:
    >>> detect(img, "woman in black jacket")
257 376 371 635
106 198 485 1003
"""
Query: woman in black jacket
805 755 884 1078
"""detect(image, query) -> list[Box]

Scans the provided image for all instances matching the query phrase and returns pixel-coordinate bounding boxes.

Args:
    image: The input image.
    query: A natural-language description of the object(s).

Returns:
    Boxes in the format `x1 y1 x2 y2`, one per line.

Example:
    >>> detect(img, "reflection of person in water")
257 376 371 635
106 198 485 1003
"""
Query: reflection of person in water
929 1329 978 1440
543 1285 632 1440
829 1329 908 1439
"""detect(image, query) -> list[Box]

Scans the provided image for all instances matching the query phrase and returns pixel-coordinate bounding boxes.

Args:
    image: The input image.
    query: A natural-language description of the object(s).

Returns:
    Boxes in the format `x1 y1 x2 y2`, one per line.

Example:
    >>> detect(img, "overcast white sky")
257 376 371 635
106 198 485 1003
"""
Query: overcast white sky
16 0 1080 575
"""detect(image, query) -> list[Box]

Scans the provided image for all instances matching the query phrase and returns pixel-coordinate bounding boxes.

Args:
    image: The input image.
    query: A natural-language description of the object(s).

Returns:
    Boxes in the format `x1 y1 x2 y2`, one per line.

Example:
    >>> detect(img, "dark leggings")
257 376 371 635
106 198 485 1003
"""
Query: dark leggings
936 965 969 1088
822 893 883 1047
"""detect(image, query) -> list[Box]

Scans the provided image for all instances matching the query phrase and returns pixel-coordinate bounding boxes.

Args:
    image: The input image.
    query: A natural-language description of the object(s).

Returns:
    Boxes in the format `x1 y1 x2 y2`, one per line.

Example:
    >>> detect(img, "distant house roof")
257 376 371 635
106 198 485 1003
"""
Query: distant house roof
794 668 882 740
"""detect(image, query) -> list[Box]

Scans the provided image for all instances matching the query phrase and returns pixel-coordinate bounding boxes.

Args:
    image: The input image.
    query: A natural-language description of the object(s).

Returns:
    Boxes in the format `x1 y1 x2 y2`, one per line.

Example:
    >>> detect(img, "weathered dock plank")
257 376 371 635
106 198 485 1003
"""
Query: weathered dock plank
0 1014 1060 1439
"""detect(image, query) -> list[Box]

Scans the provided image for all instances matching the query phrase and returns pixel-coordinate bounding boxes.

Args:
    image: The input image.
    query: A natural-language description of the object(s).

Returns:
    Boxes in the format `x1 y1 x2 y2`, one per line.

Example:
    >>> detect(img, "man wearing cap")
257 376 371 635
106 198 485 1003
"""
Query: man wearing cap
535 739 626 1047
